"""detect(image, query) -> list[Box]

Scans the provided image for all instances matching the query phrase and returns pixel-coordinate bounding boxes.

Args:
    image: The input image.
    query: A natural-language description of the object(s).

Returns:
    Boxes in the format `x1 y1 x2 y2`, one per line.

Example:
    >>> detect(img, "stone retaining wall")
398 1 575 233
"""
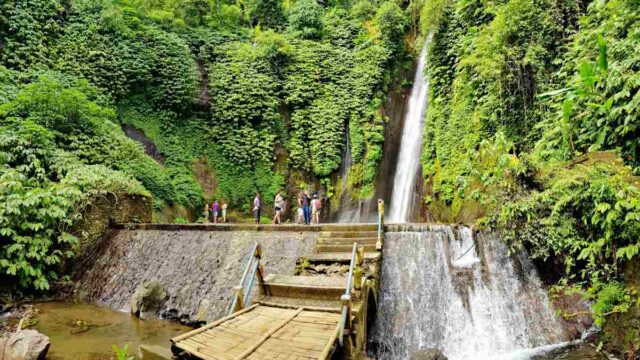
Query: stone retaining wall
73 228 318 323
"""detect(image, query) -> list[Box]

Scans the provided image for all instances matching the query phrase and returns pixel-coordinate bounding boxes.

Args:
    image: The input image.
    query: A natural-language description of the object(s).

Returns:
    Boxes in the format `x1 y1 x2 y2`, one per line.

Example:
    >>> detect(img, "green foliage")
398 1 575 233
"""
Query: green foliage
0 119 146 291
535 0 640 172
0 74 176 205
52 3 198 112
248 0 286 29
421 0 640 329
374 1 407 55
288 0 323 39
419 0 447 34
589 281 631 328
497 160 640 294
422 0 581 205
208 41 281 167
172 216 189 224
112 343 134 360
0 0 64 71
0 0 409 292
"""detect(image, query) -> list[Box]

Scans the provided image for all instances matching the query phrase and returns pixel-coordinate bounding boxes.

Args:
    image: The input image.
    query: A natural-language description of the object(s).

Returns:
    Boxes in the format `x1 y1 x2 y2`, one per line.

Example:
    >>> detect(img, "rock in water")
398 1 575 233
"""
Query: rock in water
409 349 448 360
131 282 167 319
1 330 50 360
138 344 172 360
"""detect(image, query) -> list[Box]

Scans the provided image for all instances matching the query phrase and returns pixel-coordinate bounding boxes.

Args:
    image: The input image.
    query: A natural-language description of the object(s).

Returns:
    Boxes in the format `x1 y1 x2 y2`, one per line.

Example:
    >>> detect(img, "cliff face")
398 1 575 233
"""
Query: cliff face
72 228 318 323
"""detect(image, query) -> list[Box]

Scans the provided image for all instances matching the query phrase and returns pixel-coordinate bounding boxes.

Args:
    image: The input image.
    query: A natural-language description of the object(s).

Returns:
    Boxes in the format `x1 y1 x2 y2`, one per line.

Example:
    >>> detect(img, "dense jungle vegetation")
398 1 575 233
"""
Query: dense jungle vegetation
420 0 639 348
0 0 409 291
1 0 639 352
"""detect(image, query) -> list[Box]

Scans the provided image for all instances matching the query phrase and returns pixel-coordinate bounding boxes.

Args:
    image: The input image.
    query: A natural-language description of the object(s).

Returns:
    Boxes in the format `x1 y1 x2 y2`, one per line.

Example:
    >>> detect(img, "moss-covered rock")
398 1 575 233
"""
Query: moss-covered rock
600 302 640 359
130 282 167 319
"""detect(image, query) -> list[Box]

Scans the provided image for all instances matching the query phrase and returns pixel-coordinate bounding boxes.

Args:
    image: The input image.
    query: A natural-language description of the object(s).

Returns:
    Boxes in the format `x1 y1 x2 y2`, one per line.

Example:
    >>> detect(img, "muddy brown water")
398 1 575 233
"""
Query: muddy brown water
33 302 189 360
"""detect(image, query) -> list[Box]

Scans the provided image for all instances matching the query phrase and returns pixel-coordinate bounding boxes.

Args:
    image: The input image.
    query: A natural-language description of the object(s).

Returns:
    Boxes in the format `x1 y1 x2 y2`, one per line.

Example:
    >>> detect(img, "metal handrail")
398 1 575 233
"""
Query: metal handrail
243 258 260 308
378 209 382 242
338 242 358 347
229 242 260 314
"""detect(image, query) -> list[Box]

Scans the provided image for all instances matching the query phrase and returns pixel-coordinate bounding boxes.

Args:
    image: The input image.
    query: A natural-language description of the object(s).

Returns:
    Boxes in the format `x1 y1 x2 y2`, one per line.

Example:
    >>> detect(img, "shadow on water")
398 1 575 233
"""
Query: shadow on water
33 302 189 360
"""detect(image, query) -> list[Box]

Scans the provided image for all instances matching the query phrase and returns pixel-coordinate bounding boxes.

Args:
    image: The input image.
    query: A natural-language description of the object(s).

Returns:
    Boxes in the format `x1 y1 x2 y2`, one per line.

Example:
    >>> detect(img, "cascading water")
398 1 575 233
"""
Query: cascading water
335 125 374 223
371 225 569 360
337 126 358 222
388 43 431 223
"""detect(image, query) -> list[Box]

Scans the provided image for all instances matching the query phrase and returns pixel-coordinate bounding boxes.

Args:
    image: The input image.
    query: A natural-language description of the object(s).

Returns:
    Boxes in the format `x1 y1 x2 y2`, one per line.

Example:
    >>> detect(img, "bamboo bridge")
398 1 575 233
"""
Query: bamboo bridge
170 201 385 360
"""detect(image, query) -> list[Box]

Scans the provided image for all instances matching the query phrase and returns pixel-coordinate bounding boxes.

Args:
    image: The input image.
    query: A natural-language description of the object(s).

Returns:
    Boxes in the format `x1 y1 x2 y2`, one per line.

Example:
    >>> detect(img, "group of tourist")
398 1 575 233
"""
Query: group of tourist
254 190 323 225
295 190 322 225
205 190 323 225
203 200 228 223
269 189 323 225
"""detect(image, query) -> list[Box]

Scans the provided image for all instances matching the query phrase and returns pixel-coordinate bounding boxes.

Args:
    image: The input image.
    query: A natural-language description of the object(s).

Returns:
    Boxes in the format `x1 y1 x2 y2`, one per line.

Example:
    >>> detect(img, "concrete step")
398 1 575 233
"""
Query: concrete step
255 295 343 311
319 231 378 238
315 244 378 253
317 237 378 246
255 295 364 314
322 224 378 232
263 274 346 301
307 252 381 264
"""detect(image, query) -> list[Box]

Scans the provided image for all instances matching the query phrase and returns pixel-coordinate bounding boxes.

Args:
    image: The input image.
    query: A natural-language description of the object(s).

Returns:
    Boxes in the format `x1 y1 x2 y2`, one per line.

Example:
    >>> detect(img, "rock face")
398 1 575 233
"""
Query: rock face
74 228 318 322
131 281 167 319
600 302 640 359
409 349 448 360
1 330 50 360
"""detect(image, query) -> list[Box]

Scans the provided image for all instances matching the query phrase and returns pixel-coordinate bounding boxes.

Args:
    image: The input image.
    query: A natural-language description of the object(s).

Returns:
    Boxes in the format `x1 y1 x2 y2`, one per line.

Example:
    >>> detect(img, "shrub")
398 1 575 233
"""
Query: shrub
289 0 324 39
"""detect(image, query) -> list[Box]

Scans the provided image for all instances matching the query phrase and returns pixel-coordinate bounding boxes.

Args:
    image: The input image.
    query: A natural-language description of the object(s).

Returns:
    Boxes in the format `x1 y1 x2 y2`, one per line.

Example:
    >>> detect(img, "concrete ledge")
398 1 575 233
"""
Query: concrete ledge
384 223 459 232
112 223 456 232
113 223 324 232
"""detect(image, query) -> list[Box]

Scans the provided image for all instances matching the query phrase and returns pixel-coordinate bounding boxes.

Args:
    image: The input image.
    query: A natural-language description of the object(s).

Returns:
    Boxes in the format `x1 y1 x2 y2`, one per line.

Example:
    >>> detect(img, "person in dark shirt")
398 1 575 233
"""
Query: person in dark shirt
301 190 311 225
212 200 220 223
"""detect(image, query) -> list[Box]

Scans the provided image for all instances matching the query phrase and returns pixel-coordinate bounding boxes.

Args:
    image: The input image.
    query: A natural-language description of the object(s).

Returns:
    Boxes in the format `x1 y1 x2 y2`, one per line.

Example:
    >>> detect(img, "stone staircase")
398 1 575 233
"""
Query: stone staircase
256 224 382 311
171 223 384 360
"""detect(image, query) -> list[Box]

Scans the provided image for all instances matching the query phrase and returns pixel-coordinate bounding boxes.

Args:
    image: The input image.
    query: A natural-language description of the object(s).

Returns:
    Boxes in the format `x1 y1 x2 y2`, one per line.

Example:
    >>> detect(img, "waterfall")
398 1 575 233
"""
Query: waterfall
335 125 374 223
337 126 357 222
371 225 569 360
388 43 431 223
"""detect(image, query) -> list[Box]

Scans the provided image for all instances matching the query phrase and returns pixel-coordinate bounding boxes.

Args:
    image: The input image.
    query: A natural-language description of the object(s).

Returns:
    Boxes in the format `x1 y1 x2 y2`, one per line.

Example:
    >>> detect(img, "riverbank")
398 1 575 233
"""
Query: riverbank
1 301 189 360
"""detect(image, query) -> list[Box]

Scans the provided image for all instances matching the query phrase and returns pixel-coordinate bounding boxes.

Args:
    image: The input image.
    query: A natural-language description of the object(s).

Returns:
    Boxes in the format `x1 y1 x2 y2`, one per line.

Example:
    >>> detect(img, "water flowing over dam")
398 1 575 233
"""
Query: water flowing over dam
370 225 569 360
388 44 430 223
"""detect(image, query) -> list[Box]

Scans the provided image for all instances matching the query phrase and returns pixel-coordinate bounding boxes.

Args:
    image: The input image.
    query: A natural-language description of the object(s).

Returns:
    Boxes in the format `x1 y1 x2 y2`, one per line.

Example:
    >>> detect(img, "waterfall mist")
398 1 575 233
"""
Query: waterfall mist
387 43 430 223
370 225 568 360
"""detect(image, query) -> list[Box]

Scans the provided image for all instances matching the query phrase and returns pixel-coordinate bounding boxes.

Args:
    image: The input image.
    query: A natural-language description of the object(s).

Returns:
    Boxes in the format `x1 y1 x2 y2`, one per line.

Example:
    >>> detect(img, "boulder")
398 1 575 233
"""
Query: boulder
410 349 448 360
1 330 50 360
138 344 172 360
131 282 167 319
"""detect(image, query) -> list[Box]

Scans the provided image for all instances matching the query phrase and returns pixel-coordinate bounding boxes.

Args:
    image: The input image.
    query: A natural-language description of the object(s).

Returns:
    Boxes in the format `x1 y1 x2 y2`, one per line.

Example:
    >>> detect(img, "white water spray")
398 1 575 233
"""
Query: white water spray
371 225 569 360
388 43 430 223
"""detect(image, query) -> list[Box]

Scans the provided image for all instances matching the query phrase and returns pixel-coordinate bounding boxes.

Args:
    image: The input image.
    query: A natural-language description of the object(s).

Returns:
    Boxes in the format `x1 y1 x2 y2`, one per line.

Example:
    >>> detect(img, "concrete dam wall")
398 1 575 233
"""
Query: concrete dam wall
73 225 319 323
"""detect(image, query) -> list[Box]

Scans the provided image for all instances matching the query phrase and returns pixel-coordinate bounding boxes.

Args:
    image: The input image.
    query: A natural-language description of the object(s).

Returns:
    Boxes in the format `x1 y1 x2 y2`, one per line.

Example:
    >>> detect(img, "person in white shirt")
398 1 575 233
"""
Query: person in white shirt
273 191 283 224
311 193 321 224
